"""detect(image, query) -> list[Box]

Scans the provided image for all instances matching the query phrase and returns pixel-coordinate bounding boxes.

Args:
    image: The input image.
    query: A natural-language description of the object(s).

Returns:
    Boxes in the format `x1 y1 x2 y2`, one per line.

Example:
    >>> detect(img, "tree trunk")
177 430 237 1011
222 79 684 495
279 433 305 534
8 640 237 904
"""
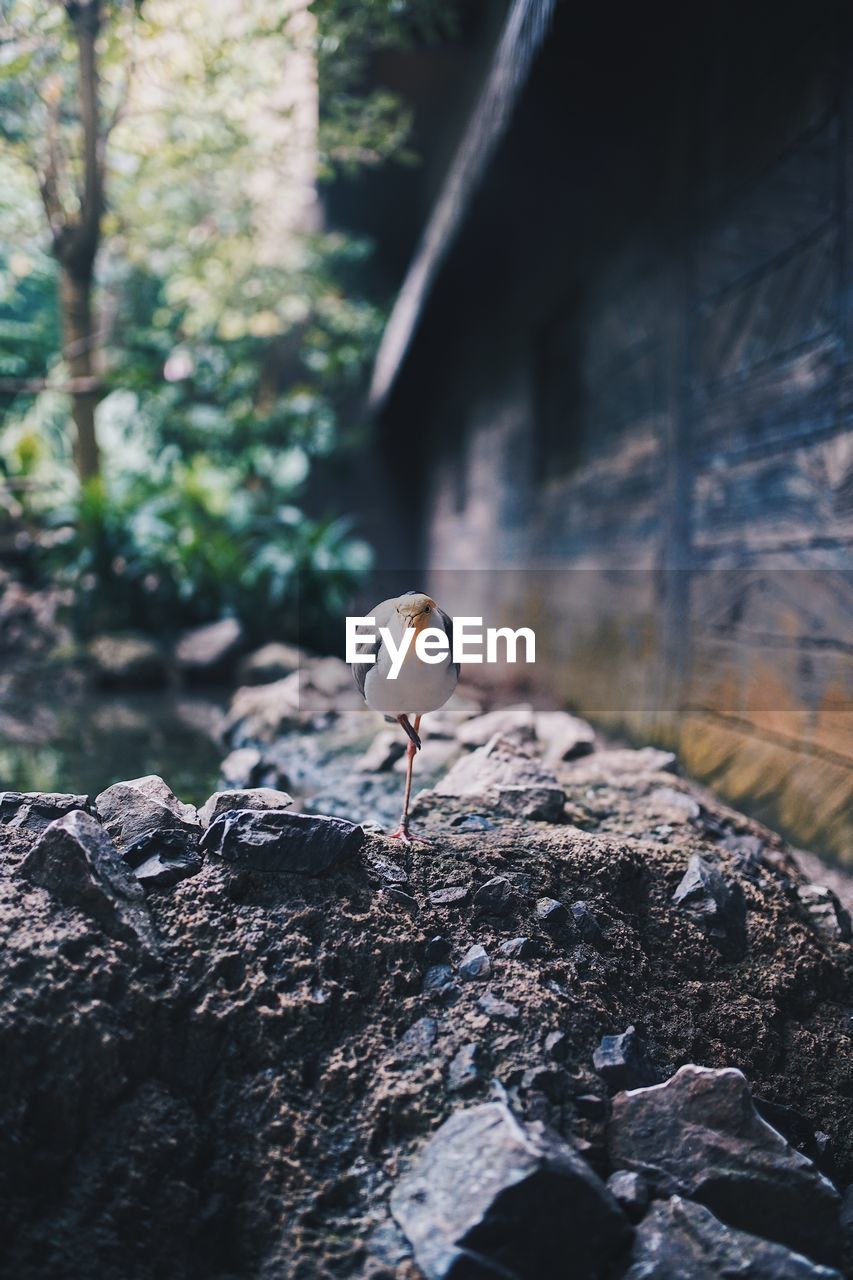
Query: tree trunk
60 266 100 483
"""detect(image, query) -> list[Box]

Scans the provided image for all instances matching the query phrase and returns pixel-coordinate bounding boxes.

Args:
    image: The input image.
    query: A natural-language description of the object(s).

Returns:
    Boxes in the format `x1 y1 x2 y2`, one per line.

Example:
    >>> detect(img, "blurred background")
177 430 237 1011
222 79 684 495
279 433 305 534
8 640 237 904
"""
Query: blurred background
1 0 851 864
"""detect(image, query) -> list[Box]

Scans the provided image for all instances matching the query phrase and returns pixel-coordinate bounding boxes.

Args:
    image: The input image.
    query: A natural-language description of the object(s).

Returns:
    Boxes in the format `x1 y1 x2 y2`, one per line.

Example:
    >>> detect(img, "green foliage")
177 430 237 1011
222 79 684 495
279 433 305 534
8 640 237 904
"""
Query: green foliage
0 0 450 647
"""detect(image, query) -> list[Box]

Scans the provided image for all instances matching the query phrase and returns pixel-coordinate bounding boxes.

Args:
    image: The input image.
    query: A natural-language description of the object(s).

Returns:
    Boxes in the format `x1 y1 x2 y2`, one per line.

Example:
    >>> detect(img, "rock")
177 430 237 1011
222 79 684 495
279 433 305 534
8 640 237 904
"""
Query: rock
218 747 266 790
423 964 455 993
500 936 536 959
459 944 491 981
125 827 202 888
456 703 536 748
626 1196 842 1280
432 734 566 822
200 809 364 874
197 787 293 829
520 1065 571 1102
238 641 303 685
0 791 90 835
544 1030 568 1062
174 617 243 677
472 876 515 915
357 729 405 773
429 885 470 907
364 850 410 887
564 746 678 784
399 1016 439 1057
425 935 452 962
672 853 747 958
87 632 167 688
223 679 302 745
648 785 701 822
571 901 606 947
20 810 155 950
593 1025 657 1091
95 775 199 850
609 1064 841 1265
383 887 419 915
307 655 355 697
478 991 519 1021
450 813 496 831
535 710 596 762
797 885 852 943
536 896 568 924
390 1102 630 1279
446 1043 483 1093
606 1170 650 1220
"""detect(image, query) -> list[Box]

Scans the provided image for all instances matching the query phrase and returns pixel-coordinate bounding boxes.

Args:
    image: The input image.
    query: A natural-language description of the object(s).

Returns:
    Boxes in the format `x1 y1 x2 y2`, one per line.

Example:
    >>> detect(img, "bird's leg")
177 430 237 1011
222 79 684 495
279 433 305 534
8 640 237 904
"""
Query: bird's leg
391 714 424 843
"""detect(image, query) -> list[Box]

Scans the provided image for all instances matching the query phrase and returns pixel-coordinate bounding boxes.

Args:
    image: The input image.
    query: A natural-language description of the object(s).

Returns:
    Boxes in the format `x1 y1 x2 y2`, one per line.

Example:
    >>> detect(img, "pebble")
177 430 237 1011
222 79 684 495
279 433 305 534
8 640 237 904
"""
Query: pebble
429 886 470 907
536 897 568 924
499 936 536 959
593 1025 657 1091
472 876 515 916
478 991 519 1022
571 901 606 948
459 945 491 981
425 935 452 963
446 1043 483 1093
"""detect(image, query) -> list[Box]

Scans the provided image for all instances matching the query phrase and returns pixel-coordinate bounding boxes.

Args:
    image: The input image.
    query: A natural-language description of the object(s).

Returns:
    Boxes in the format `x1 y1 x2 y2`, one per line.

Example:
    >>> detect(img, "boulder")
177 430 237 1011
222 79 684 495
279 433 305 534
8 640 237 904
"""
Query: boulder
198 787 293 829
456 703 536 749
672 853 747 959
0 791 90 835
20 810 155 950
626 1197 841 1280
87 632 167 688
95 775 199 850
174 617 243 677
200 809 364 874
238 641 303 685
609 1064 841 1265
390 1102 630 1279
535 710 596 762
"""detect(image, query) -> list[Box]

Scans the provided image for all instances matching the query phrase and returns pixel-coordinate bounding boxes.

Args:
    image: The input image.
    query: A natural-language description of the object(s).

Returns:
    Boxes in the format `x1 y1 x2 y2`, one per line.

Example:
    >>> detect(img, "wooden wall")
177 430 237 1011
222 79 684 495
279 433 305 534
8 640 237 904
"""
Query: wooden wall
405 5 853 862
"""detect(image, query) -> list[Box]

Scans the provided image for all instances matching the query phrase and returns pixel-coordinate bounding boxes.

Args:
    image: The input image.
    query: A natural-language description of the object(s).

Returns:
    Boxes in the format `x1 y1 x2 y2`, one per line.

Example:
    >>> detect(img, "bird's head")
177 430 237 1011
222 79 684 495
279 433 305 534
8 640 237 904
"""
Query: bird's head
396 592 436 631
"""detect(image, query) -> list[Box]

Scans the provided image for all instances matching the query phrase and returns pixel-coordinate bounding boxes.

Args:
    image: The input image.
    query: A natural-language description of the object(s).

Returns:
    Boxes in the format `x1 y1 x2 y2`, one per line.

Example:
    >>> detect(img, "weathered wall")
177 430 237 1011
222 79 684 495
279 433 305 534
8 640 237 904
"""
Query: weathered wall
379 4 853 862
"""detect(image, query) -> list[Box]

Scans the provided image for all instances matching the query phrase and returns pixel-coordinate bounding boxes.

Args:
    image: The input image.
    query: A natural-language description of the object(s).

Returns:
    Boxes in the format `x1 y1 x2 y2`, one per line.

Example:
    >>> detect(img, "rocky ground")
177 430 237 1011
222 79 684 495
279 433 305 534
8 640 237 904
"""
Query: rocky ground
1 648 852 1279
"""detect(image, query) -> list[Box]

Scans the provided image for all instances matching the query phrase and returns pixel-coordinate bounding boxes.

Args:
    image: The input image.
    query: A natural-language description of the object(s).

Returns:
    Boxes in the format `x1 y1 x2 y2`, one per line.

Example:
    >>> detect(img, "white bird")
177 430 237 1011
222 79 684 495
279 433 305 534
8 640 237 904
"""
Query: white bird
352 590 458 842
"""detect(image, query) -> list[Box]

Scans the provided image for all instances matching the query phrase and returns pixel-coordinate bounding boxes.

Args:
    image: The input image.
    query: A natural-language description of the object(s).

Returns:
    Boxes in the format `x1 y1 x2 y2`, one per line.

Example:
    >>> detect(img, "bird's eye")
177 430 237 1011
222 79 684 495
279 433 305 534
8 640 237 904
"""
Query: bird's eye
424 605 431 613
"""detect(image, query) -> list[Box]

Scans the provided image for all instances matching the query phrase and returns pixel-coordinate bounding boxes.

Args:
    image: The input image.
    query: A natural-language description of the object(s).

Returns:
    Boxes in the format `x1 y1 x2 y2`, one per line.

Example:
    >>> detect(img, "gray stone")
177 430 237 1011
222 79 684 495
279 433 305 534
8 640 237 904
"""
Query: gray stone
390 1102 630 1279
544 1030 568 1061
218 747 265 790
459 944 491 981
648 785 701 822
429 885 470 907
500 936 536 959
423 964 455 993
200 809 364 874
672 853 747 958
357 729 406 773
198 787 293 829
472 876 515 915
425 935 452 962
174 617 243 675
797 885 852 943
478 991 519 1021
626 1197 841 1280
87 632 167 687
398 1016 439 1057
593 1025 657 1091
609 1064 841 1266
571 901 605 947
0 791 90 836
433 735 565 820
95 775 199 850
456 703 536 748
20 810 155 950
536 896 568 924
446 1042 483 1093
125 827 202 888
564 747 678 784
606 1170 650 1220
535 709 596 762
364 850 410 887
383 887 419 915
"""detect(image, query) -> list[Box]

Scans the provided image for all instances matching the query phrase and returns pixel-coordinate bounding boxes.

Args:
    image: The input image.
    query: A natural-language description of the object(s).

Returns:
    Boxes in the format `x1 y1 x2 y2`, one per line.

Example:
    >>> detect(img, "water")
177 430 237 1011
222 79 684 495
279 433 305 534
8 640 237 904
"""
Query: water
0 688 225 806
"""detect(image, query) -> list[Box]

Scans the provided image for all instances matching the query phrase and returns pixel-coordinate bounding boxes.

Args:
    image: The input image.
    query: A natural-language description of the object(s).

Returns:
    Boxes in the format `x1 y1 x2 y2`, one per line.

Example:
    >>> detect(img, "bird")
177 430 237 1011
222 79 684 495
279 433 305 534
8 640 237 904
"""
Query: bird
352 590 458 842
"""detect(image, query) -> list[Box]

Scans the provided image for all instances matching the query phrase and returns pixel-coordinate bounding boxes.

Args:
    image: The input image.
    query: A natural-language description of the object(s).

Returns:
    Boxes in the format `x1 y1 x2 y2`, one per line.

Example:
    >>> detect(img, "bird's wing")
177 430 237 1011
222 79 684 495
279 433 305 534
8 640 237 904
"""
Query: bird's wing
437 606 460 677
350 596 397 699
